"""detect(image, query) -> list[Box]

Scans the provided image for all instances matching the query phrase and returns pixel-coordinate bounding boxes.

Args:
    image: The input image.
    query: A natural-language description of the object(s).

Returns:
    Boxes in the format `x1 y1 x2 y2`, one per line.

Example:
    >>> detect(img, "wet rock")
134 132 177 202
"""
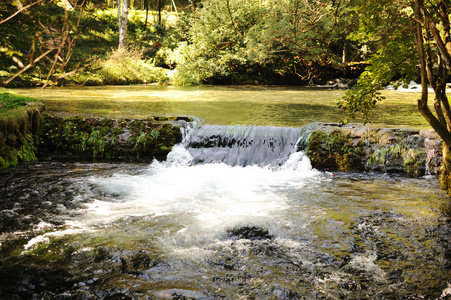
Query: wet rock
38 115 191 162
306 124 442 176
103 292 132 300
225 225 273 241
271 287 305 299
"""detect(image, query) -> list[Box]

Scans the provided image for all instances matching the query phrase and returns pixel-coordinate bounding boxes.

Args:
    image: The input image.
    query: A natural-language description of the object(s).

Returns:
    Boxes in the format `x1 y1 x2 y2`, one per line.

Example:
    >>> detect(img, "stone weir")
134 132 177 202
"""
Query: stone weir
0 102 193 168
38 114 193 162
0 102 444 177
306 124 443 176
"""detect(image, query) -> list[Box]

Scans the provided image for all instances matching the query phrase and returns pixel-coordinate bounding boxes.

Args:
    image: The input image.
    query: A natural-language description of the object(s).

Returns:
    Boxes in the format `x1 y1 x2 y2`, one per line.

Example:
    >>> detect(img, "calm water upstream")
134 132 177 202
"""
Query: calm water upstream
0 86 449 299
12 85 431 128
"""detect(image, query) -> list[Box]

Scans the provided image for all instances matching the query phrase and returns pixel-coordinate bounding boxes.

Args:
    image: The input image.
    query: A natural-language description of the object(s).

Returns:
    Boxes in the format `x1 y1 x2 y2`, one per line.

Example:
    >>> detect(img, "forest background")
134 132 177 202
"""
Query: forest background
0 0 369 88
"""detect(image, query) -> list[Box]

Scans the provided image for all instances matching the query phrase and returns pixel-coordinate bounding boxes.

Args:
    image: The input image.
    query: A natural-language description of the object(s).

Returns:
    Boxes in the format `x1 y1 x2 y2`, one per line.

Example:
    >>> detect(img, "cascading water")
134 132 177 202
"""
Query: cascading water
0 122 450 299
185 124 307 167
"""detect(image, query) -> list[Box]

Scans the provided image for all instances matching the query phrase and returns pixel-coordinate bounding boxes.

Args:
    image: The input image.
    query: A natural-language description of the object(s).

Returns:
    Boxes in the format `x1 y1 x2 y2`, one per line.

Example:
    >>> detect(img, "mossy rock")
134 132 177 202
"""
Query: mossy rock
0 102 44 169
306 130 364 172
38 115 187 161
306 125 439 176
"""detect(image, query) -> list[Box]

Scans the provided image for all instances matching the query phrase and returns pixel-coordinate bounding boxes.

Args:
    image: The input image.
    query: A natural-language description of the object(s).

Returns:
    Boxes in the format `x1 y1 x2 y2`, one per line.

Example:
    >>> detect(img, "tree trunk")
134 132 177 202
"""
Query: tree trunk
156 0 165 25
441 144 451 193
144 0 149 28
414 0 451 191
119 0 128 49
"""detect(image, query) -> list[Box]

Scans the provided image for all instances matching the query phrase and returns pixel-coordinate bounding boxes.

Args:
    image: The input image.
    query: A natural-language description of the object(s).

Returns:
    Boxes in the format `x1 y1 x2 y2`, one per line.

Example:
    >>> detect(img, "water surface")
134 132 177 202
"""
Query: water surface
12 85 431 128
0 123 449 299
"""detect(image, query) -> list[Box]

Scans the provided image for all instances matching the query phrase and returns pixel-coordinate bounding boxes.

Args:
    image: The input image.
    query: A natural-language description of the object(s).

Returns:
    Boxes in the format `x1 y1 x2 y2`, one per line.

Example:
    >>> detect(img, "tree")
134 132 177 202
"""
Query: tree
338 0 451 191
170 0 351 85
154 0 167 25
118 0 129 49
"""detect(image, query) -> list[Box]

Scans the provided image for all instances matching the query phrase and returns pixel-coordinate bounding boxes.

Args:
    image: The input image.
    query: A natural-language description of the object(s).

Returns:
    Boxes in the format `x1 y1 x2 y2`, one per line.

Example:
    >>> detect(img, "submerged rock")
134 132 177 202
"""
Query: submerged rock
225 225 273 241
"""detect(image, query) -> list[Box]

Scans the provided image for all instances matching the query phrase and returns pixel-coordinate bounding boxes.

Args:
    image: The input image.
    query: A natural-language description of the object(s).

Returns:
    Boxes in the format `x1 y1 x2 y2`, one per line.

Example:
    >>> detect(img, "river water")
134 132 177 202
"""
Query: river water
1 118 450 299
12 85 432 128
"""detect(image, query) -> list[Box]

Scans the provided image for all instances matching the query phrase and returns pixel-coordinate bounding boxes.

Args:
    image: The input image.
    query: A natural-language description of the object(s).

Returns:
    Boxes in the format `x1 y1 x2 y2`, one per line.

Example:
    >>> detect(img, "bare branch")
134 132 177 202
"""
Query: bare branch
3 48 55 85
0 0 46 25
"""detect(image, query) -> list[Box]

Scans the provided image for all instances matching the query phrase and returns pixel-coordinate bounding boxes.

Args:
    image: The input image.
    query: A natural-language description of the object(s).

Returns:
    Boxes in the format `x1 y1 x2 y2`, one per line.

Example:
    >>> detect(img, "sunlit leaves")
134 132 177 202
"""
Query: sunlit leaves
337 0 417 124
171 0 347 85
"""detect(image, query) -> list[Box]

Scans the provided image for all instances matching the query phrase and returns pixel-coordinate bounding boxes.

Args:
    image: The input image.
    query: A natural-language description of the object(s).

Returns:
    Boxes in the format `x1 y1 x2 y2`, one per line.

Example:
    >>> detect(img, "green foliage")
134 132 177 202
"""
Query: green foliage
1 2 176 87
62 46 169 85
0 1 70 86
337 0 418 124
94 47 168 84
170 0 352 85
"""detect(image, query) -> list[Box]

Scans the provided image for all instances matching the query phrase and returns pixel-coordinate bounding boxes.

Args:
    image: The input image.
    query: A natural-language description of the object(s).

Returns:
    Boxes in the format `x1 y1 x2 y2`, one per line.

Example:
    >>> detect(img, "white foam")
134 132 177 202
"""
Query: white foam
349 252 387 282
384 81 434 92
22 222 93 254
440 283 451 299
75 148 321 231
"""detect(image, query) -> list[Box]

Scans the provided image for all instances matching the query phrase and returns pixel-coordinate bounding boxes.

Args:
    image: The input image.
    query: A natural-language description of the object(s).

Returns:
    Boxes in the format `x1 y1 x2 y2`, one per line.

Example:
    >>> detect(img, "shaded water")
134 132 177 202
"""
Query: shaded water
12 85 432 128
0 123 450 299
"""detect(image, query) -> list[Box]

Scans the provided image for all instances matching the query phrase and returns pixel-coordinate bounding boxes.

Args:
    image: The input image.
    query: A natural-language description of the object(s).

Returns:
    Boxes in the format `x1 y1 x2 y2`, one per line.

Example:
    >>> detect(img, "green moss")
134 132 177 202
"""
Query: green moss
39 115 184 161
0 88 37 114
0 103 42 169
306 130 363 172
401 148 426 175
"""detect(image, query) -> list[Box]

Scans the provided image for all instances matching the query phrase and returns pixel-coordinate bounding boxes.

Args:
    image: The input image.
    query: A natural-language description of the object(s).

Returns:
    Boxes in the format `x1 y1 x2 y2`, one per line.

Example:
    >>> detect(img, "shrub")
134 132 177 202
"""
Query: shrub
62 47 168 85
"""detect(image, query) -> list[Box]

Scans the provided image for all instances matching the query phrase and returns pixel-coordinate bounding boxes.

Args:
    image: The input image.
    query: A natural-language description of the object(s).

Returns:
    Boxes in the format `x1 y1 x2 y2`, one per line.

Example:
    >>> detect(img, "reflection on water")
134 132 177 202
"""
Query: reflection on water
12 85 431 128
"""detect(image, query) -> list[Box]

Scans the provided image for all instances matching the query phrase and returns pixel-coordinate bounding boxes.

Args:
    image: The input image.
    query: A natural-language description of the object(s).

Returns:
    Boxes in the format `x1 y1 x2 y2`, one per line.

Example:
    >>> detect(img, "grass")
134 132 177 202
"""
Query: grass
0 88 37 114
60 47 169 86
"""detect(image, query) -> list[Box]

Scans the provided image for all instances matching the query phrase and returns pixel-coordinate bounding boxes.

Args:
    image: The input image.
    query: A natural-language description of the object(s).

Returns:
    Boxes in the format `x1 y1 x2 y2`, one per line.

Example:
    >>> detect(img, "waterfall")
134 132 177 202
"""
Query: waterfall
181 123 318 168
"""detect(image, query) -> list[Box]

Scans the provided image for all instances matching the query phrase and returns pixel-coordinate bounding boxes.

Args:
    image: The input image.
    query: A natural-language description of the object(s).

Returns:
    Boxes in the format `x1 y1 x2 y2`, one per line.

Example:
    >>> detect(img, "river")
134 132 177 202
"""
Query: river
0 86 449 299
12 85 431 128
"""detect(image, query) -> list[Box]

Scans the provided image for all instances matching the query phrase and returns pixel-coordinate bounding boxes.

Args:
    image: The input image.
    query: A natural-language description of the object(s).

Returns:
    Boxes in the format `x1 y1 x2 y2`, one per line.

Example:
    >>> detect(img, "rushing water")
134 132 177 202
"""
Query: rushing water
0 122 450 299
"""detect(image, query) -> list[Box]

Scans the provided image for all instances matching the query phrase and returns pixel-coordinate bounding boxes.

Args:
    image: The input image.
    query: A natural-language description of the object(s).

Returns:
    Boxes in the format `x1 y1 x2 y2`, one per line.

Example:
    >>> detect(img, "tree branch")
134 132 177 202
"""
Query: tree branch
414 0 451 145
0 0 46 25
3 49 55 85
419 1 451 68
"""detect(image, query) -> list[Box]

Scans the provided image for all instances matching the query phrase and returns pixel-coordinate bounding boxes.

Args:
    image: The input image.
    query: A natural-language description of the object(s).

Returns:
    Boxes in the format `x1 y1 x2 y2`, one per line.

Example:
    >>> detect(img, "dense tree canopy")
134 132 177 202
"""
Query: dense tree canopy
1 0 364 86
168 0 358 85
